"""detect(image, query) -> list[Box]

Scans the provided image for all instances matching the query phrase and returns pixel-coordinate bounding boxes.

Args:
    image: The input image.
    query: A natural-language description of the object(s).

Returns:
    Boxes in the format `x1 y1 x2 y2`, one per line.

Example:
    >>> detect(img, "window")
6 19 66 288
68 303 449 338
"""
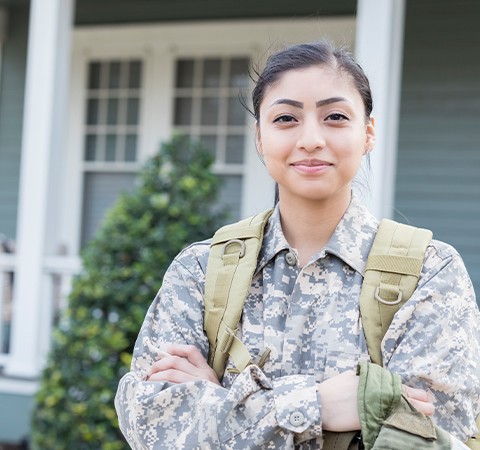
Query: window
173 57 250 220
81 59 143 245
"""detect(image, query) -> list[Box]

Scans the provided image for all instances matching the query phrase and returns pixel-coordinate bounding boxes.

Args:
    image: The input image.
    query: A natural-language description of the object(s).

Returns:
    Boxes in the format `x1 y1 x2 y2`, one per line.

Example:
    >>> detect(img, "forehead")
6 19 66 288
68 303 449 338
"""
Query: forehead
262 64 361 105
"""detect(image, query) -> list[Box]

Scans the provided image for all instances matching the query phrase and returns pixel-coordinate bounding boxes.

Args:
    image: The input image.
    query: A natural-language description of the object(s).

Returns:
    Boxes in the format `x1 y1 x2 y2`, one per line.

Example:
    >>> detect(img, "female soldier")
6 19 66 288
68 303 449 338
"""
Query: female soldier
115 40 480 449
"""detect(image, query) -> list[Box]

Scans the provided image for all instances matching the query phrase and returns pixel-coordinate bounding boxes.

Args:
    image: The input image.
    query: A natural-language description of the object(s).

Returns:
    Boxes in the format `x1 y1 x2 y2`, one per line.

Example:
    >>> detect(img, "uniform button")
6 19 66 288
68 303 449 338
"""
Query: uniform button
284 251 297 266
289 411 305 427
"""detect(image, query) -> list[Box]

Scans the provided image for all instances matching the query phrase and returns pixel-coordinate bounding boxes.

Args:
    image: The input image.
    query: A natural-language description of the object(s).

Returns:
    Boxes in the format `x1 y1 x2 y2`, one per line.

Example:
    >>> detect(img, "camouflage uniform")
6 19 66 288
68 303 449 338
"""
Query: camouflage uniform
115 195 480 449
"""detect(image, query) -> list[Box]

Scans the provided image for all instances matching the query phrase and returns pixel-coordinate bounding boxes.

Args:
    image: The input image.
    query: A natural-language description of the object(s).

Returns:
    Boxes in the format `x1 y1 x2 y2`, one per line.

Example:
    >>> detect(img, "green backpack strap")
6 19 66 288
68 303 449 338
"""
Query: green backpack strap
204 209 273 381
360 219 433 366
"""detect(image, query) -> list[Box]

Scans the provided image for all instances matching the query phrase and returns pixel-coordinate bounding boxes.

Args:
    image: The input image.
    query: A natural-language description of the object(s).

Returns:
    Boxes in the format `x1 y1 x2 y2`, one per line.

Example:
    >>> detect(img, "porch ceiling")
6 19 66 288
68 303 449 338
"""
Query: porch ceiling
0 0 27 5
0 0 357 25
74 0 357 25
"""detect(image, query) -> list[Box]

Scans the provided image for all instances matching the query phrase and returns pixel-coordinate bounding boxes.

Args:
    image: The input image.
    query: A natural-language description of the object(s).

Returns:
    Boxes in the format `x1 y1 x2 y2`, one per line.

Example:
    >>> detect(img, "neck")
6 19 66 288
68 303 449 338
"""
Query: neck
278 190 352 266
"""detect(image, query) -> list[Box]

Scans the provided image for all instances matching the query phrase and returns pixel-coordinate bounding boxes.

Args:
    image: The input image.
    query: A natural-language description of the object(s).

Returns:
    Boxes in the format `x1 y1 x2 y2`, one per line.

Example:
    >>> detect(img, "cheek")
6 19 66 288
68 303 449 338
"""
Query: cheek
334 134 367 173
335 130 367 155
259 134 286 158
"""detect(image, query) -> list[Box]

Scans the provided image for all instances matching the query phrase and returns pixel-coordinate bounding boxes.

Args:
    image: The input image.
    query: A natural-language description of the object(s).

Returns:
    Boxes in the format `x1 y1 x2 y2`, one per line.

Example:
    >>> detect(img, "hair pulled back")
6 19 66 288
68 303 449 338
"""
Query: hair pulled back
252 39 373 121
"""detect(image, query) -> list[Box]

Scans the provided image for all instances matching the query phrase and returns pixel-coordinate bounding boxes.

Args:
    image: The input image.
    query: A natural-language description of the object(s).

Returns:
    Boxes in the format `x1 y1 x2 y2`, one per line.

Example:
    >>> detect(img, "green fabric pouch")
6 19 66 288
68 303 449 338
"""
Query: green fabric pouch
357 362 451 450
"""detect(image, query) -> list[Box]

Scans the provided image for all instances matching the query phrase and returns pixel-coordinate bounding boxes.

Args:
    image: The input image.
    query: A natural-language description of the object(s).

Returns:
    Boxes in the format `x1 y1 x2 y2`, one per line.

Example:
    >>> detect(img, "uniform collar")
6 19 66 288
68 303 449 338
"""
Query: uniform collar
256 207 291 274
256 194 378 277
324 194 378 276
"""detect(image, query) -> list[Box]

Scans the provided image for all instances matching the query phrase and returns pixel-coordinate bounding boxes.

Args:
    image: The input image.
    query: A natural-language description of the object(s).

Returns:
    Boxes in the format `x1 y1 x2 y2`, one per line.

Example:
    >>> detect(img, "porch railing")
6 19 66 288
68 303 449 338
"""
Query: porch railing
0 253 15 367
0 253 81 374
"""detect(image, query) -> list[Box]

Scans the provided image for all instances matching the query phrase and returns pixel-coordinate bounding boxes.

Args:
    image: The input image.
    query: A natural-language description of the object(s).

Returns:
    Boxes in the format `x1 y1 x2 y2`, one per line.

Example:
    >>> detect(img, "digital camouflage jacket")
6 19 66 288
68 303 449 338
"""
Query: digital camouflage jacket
115 195 480 449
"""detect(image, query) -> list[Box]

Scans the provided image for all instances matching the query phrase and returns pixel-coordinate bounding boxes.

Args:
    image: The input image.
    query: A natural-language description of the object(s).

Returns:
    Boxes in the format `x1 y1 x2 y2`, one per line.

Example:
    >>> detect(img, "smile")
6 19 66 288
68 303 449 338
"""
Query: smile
290 159 333 174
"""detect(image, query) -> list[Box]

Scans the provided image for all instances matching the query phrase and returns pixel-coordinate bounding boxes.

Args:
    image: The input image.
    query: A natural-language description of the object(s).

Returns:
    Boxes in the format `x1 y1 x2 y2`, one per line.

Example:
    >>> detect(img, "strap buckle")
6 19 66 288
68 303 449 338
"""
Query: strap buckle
219 326 236 354
374 286 403 305
222 239 246 258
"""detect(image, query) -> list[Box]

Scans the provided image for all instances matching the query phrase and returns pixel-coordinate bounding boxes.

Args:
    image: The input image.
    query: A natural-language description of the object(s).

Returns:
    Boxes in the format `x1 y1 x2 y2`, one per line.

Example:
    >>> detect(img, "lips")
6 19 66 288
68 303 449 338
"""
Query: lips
290 159 332 174
291 159 332 167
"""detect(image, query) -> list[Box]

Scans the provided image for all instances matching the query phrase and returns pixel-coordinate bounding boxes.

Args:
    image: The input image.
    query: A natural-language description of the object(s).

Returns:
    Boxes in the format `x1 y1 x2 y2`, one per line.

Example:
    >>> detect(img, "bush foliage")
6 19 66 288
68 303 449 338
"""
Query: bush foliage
31 135 227 449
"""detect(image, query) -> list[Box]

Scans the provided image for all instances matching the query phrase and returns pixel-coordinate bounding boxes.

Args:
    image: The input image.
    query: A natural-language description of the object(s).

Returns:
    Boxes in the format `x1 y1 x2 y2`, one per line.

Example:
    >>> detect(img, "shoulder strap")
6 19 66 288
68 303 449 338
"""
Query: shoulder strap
204 209 273 381
360 219 432 366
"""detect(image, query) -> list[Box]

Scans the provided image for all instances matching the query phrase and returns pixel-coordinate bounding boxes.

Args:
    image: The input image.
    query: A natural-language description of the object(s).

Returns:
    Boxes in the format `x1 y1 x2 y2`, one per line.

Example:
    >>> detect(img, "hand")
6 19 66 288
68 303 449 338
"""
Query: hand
147 344 221 386
318 370 360 432
317 371 436 432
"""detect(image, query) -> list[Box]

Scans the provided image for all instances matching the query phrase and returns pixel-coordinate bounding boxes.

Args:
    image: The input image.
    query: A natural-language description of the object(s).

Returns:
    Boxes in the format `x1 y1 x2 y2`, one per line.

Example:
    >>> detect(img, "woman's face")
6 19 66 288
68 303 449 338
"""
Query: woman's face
256 64 375 206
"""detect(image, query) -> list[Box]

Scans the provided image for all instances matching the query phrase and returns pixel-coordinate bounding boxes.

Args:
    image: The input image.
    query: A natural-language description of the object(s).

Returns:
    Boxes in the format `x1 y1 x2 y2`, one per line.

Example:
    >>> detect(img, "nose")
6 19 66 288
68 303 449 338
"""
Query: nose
297 118 326 152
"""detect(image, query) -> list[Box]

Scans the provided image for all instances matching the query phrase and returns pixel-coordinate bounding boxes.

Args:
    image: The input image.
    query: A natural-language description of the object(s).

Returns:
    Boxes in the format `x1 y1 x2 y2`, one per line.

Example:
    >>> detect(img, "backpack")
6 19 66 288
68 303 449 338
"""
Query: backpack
203 209 480 449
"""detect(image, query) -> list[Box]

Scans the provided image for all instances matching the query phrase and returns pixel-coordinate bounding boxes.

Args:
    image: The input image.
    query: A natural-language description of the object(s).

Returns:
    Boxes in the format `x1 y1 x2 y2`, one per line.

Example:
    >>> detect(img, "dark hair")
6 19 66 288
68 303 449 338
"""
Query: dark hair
251 40 373 121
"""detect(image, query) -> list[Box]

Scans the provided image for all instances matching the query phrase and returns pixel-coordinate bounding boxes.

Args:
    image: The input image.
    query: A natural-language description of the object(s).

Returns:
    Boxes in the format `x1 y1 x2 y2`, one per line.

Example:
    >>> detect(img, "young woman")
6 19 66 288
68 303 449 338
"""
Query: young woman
115 40 480 449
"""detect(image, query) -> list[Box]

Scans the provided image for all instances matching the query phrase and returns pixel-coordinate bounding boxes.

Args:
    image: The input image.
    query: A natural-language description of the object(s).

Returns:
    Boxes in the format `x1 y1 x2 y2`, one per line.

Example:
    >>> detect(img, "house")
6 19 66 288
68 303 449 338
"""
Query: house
0 0 479 444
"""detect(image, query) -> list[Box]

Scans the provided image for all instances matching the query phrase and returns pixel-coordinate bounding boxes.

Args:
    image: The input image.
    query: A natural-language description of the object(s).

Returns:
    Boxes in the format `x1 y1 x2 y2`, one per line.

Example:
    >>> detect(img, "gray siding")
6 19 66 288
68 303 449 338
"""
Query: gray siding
395 0 480 298
75 0 356 25
0 392 32 443
0 4 28 241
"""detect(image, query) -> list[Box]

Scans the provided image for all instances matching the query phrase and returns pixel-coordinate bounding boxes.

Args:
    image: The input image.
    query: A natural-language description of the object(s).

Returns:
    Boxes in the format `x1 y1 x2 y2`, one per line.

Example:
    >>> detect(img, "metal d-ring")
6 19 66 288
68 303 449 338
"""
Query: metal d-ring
374 286 403 305
222 239 246 258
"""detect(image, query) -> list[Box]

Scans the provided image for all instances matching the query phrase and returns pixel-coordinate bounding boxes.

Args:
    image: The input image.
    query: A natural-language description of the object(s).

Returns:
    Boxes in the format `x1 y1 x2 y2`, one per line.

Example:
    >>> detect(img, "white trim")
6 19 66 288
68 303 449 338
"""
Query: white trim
0 378 39 396
6 0 75 378
0 254 15 270
60 49 86 257
355 0 406 219
82 161 141 172
73 19 356 55
43 255 82 274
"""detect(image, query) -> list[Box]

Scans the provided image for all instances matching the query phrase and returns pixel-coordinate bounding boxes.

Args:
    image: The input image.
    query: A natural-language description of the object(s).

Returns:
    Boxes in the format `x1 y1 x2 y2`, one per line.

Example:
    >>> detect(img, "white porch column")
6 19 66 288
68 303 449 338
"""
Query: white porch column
6 0 75 377
355 0 406 219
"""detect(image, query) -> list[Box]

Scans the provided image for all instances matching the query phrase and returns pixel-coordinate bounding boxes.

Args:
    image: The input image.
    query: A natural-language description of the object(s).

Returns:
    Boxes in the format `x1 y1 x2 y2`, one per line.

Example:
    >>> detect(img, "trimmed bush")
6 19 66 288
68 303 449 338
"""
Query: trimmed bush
31 135 227 449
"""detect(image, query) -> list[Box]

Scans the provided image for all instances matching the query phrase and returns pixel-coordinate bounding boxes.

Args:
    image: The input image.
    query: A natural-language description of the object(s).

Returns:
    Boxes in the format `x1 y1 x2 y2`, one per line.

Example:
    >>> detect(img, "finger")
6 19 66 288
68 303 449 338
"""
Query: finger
167 344 209 369
407 397 435 416
403 385 430 403
148 354 195 379
156 350 171 359
148 368 199 384
148 345 220 385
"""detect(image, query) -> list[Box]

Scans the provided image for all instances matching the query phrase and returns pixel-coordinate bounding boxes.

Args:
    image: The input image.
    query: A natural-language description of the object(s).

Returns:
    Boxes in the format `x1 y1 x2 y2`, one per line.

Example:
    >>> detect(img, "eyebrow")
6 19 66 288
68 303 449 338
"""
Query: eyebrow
270 96 351 109
316 96 350 107
270 99 303 108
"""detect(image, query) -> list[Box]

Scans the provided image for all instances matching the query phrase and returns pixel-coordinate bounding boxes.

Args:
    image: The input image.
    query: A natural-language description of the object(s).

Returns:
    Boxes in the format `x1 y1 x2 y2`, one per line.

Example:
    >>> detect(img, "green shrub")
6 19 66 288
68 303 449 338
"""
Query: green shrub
31 135 228 449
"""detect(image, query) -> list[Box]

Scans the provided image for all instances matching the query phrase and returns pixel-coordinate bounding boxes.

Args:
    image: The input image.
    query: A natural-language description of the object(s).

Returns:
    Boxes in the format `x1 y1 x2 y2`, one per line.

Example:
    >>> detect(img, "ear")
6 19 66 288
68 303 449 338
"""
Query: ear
364 116 376 154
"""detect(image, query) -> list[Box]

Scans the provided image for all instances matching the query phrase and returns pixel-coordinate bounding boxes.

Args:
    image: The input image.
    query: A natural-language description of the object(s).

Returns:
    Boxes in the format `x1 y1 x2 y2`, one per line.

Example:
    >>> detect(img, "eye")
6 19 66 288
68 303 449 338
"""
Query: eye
273 114 297 124
326 113 348 121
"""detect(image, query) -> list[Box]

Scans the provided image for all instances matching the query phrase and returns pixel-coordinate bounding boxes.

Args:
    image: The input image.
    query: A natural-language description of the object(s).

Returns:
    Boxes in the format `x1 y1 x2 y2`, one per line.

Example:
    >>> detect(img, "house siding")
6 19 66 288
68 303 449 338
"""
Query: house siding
0 4 28 241
0 392 32 443
395 0 480 299
75 0 356 25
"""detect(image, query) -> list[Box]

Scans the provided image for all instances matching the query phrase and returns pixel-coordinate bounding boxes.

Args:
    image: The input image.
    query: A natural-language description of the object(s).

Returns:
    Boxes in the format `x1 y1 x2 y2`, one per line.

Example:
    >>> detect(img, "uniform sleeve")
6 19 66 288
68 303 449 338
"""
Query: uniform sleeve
383 243 480 442
114 248 323 449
